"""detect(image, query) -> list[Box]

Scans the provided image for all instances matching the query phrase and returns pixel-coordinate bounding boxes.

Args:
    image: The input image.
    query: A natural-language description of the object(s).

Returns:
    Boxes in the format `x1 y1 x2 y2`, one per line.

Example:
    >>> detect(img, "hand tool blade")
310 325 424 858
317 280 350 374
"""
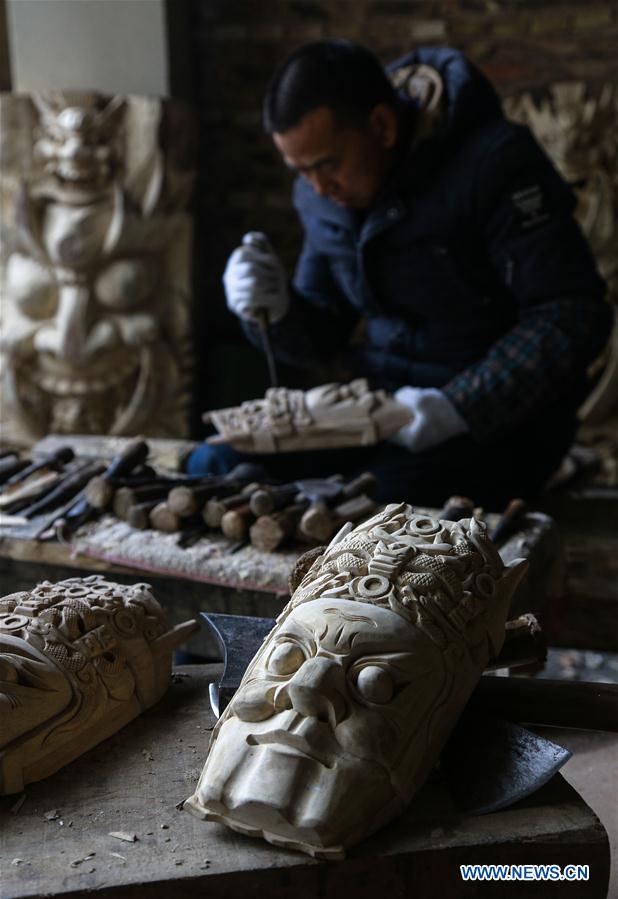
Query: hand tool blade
442 712 571 815
202 612 275 717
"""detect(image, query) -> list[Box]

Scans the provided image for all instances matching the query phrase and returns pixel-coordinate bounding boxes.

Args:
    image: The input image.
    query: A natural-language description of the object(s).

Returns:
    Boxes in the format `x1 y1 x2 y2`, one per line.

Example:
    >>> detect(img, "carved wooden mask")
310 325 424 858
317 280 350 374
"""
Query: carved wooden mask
185 503 527 858
0 575 198 794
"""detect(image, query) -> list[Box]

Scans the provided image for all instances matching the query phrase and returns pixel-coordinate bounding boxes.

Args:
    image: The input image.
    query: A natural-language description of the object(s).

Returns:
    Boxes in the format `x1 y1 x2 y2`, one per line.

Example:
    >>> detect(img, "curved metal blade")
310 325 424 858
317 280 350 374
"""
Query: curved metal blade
202 613 275 717
442 711 572 816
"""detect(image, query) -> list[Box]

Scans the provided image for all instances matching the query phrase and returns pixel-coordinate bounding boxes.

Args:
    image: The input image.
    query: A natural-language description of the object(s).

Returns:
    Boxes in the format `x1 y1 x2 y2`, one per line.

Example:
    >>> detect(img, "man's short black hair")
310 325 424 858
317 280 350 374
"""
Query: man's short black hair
263 39 399 133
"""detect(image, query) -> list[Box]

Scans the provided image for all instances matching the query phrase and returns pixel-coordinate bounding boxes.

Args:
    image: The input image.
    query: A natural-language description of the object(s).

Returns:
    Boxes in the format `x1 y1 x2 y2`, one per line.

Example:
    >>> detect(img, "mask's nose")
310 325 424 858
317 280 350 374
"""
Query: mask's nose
34 281 89 362
61 136 89 162
33 279 117 363
275 656 347 726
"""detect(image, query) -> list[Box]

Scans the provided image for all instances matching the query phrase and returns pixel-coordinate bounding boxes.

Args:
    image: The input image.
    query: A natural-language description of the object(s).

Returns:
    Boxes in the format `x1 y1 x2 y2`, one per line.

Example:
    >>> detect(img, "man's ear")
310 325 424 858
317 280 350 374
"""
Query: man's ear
368 103 399 149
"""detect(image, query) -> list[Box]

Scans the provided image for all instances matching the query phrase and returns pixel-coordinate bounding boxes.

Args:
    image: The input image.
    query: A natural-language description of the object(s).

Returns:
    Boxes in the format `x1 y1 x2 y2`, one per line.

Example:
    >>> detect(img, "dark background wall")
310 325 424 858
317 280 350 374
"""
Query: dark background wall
174 0 618 432
0 0 11 90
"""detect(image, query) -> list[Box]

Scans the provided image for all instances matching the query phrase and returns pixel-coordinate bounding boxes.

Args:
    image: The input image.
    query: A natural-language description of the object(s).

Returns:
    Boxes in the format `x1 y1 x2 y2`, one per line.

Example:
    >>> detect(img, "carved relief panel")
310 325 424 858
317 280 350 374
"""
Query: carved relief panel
185 503 527 858
506 83 617 297
505 83 618 422
204 379 412 452
0 91 195 443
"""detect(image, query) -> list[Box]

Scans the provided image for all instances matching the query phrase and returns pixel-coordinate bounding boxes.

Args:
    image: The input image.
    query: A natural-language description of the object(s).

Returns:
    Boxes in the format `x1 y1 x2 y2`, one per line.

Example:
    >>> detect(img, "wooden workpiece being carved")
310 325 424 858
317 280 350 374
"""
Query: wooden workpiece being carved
0 575 199 794
185 503 527 858
204 379 412 452
0 91 195 443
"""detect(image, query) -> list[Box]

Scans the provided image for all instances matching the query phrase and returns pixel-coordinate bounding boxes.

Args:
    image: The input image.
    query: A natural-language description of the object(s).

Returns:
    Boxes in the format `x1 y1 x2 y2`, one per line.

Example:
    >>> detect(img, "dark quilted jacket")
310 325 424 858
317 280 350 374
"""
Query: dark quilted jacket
244 46 611 442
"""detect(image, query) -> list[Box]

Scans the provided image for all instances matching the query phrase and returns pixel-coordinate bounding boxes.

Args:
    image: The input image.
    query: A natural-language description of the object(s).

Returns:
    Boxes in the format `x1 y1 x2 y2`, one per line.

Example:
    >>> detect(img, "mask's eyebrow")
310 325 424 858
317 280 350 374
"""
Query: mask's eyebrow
276 618 316 643
355 650 418 666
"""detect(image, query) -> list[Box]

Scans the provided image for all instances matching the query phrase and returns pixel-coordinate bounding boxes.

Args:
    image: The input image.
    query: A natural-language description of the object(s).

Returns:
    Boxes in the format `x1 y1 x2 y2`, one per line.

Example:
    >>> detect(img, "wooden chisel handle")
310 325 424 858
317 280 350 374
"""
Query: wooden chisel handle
4 446 74 487
23 462 105 518
340 471 377 500
104 438 150 480
490 498 529 546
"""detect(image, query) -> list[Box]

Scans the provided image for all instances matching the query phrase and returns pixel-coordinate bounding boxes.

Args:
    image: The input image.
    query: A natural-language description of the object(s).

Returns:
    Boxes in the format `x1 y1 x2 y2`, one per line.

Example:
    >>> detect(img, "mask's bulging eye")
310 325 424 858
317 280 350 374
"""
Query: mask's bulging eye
355 665 393 703
268 642 305 676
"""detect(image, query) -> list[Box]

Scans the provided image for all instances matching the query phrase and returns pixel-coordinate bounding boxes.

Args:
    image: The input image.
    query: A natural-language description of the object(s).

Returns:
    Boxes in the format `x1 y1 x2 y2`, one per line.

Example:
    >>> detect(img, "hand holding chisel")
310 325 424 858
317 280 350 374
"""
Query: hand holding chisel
223 231 289 387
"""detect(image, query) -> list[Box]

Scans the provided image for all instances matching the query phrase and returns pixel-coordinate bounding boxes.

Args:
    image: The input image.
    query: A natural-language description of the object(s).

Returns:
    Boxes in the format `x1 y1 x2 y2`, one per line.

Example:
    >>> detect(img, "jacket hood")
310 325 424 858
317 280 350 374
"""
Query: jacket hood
386 47 503 143
293 47 504 223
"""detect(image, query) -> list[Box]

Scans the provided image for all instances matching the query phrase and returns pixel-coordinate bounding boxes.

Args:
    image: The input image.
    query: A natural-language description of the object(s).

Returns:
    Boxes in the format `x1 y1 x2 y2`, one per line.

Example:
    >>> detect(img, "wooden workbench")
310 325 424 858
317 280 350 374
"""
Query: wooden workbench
0 666 610 899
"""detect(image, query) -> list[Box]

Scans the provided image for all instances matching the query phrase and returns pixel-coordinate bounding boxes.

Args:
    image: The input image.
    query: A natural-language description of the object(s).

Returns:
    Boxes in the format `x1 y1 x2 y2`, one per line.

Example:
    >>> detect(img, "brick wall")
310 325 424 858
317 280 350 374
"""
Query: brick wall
187 0 618 415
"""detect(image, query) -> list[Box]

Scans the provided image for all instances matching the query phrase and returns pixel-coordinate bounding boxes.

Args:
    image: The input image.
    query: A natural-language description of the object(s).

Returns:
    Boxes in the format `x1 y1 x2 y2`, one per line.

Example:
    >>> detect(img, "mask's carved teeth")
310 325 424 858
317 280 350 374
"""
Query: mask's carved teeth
15 353 146 434
248 729 336 769
34 367 137 396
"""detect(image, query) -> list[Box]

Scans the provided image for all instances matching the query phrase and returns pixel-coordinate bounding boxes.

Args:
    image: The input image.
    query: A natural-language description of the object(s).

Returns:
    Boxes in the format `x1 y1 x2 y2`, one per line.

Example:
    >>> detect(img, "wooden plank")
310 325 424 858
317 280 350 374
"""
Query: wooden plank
0 554 287 661
0 535 133 573
0 666 609 899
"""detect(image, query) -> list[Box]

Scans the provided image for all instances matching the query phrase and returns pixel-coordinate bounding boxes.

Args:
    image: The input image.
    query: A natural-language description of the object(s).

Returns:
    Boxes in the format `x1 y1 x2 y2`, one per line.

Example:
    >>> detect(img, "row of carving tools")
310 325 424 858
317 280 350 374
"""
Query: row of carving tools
0 441 381 552
0 440 153 536
0 440 528 552
162 470 379 551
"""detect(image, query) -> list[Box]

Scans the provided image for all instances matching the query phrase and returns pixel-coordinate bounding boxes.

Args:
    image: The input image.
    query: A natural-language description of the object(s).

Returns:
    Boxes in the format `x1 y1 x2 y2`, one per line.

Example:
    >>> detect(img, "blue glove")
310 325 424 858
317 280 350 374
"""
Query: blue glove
389 387 469 453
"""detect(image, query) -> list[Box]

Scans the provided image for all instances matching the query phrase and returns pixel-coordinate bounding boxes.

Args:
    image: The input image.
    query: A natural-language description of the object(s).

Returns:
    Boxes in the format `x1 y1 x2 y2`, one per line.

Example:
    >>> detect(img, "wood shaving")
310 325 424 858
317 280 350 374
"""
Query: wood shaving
10 794 26 815
108 831 138 843
70 853 96 868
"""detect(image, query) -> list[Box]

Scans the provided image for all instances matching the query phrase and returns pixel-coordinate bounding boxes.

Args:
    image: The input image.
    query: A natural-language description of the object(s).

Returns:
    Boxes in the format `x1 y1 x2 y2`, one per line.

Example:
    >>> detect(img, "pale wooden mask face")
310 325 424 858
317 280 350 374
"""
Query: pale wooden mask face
191 597 443 856
186 504 527 858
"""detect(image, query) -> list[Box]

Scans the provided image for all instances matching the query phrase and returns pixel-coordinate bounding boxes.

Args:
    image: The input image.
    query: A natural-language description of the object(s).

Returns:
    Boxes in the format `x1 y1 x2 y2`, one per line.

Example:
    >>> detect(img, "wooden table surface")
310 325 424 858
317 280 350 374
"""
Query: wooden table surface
0 665 610 899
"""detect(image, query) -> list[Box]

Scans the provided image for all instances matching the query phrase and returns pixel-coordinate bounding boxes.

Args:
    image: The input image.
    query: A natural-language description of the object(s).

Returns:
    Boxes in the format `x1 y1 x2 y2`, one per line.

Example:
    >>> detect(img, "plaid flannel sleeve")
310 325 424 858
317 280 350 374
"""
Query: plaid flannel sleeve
442 125 611 442
443 298 612 441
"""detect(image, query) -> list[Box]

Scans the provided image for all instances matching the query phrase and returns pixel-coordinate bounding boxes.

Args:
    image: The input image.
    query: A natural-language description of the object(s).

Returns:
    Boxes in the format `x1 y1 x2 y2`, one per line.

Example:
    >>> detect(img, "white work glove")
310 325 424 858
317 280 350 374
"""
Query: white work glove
223 231 289 324
390 386 469 453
